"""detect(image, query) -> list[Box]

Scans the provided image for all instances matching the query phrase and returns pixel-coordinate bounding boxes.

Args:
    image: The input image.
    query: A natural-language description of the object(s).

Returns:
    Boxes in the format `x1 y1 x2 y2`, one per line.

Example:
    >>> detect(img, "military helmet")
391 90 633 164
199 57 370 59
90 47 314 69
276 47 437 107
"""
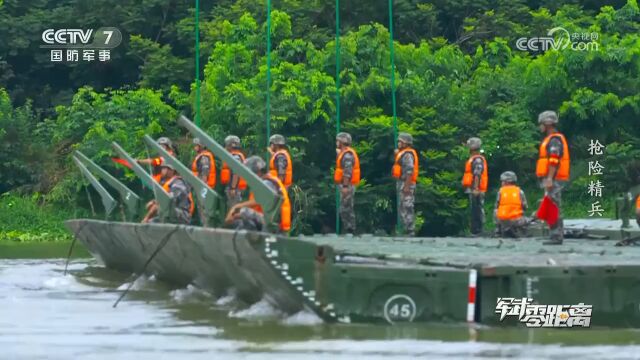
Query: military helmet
466 137 482 150
398 132 413 145
157 137 172 147
269 134 286 145
160 162 176 171
500 171 517 183
336 132 352 146
193 137 202 146
224 135 241 148
245 156 266 174
538 110 558 125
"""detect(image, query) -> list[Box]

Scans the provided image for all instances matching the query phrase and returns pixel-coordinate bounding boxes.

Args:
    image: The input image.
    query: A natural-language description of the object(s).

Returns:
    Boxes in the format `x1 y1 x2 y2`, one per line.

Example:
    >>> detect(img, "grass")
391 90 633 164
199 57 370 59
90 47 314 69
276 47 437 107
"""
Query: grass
0 193 82 243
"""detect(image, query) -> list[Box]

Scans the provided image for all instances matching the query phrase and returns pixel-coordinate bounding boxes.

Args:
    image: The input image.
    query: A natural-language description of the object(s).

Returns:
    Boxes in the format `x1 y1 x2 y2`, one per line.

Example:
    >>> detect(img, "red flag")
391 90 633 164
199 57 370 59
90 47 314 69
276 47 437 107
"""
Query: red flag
111 157 132 169
536 195 559 227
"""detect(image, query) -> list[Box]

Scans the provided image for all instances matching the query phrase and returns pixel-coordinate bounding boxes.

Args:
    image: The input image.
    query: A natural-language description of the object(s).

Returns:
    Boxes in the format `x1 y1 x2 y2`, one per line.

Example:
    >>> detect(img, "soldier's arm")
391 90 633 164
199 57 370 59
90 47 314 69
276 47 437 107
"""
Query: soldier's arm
342 153 354 186
521 189 528 211
137 156 162 166
198 156 211 183
471 157 484 191
230 154 240 188
546 137 563 180
276 154 287 182
402 153 415 189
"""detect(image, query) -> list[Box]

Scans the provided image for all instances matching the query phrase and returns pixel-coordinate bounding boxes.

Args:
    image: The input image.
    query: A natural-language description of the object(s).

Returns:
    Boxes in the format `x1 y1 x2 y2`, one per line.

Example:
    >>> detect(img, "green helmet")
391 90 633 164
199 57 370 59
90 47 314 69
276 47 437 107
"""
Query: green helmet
157 137 172 147
500 171 517 183
538 110 558 125
160 163 176 171
466 137 482 150
244 155 266 174
224 135 241 148
269 134 286 145
336 132 352 146
398 132 413 145
193 137 202 146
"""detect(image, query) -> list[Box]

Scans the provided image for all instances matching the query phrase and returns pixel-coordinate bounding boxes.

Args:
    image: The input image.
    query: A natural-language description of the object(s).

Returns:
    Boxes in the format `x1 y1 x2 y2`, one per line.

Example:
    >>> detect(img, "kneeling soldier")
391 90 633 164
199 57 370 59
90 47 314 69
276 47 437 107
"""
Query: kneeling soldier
142 163 194 225
494 171 528 238
225 156 291 233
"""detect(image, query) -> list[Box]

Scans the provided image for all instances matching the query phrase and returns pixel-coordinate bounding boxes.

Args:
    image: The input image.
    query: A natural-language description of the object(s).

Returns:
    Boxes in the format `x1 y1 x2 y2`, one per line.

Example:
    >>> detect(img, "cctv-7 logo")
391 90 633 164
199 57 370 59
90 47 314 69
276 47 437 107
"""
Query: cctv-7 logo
103 30 113 45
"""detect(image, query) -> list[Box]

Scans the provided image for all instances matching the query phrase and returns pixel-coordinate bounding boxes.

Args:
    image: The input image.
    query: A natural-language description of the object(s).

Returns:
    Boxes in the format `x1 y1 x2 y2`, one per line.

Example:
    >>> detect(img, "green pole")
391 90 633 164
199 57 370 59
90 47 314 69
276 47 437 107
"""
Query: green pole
388 0 397 144
335 0 341 234
266 0 272 153
388 0 401 234
195 0 201 127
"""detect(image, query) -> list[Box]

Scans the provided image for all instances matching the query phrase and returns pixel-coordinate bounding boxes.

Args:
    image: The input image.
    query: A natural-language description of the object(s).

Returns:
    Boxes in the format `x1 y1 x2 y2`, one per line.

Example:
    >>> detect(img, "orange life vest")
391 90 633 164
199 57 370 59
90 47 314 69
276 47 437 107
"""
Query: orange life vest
496 185 524 221
462 154 488 192
636 195 640 209
334 147 361 185
191 150 216 188
249 175 291 232
269 149 293 187
536 132 570 181
150 149 175 183
392 148 419 183
220 150 247 190
162 176 195 215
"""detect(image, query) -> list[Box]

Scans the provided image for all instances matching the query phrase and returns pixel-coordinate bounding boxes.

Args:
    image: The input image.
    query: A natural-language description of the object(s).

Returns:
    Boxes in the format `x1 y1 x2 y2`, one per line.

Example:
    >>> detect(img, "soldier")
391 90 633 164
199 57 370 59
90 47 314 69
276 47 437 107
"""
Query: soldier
392 132 419 236
268 134 293 188
334 132 360 234
494 171 529 238
225 156 290 233
191 137 216 225
636 194 640 228
137 137 175 184
461 137 489 235
536 110 570 245
220 135 247 208
142 163 194 225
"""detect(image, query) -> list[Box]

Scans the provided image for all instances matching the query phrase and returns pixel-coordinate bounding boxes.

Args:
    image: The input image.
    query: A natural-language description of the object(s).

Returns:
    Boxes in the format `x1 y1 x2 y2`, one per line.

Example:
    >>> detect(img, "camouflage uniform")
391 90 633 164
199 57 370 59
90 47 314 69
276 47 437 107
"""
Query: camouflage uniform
230 207 265 231
541 136 566 242
494 188 529 238
468 157 486 235
225 152 244 208
274 153 288 183
151 177 192 225
339 151 356 234
195 152 212 225
396 150 416 235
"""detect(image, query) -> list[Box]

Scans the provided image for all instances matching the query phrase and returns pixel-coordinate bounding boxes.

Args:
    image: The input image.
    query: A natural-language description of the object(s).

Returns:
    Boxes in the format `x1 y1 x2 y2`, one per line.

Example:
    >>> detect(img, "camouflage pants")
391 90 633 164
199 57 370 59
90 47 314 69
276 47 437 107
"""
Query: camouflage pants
225 187 243 209
231 207 265 232
545 181 565 241
196 202 208 227
469 193 485 235
339 185 356 234
149 208 191 225
496 217 529 238
397 182 416 235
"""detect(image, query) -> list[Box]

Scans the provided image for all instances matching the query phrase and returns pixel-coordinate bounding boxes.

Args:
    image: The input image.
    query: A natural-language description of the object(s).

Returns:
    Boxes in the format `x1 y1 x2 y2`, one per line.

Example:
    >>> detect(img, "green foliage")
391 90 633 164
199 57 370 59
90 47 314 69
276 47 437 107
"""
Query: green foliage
0 193 79 242
1 1 640 238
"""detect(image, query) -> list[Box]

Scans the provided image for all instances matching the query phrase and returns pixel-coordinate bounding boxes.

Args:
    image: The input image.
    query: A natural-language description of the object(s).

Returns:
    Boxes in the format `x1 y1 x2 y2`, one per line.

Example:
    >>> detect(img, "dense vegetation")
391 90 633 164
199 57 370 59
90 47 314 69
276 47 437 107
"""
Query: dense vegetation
1 0 640 237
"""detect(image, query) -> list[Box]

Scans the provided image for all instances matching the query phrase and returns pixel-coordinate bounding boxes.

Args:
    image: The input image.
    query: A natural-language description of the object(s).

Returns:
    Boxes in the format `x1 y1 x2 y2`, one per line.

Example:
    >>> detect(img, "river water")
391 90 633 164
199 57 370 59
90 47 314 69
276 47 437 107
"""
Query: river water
1 256 640 359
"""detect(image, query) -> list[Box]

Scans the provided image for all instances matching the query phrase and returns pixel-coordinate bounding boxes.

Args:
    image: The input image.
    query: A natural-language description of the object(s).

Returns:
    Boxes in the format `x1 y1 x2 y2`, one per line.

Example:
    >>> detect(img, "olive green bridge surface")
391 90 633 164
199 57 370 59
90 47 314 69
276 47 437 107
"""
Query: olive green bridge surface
66 219 640 327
